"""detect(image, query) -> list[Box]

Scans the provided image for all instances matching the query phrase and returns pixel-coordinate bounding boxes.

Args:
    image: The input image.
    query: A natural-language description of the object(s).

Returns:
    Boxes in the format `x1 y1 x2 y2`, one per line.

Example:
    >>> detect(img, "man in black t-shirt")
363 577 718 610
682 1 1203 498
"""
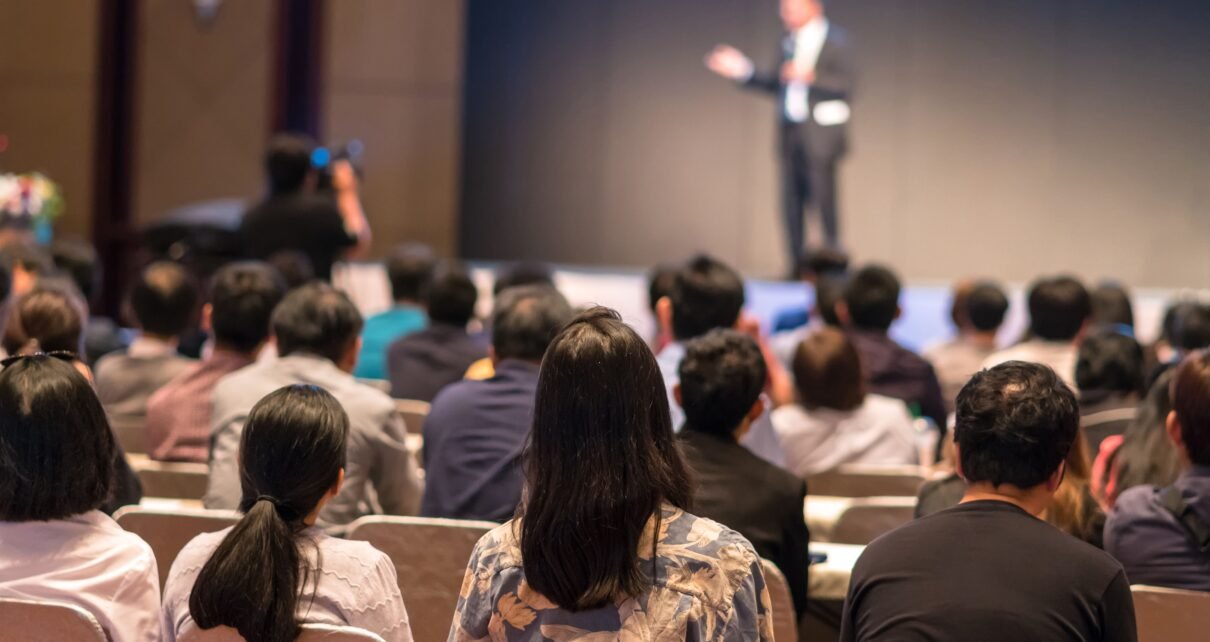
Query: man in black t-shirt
240 134 371 281
842 361 1137 642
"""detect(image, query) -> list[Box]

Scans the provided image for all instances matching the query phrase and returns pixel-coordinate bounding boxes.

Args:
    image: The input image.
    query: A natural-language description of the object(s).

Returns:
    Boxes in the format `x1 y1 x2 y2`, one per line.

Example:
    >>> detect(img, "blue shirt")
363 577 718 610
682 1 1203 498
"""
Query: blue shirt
420 359 540 522
1105 465 1210 591
353 305 427 380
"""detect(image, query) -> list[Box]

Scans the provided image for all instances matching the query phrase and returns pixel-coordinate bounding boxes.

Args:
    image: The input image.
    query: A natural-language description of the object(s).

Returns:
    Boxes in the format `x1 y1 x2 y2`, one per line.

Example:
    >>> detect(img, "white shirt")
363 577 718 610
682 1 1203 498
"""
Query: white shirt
162 526 413 642
771 394 919 478
0 511 161 642
982 340 1078 389
785 18 830 122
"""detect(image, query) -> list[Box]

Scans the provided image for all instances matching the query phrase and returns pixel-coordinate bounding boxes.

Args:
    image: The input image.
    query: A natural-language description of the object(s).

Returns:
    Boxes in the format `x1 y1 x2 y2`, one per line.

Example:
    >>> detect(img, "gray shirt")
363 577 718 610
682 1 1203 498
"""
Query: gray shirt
203 353 421 529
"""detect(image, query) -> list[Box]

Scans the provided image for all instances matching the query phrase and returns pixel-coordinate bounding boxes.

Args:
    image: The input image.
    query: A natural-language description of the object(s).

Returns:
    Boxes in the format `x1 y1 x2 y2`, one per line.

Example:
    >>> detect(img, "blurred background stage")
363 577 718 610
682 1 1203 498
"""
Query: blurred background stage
3 0 1210 304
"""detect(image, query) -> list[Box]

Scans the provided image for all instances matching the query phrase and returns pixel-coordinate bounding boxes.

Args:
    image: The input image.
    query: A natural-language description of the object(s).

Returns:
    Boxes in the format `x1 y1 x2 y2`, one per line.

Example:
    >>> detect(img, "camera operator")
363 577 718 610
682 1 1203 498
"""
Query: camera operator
239 133 372 282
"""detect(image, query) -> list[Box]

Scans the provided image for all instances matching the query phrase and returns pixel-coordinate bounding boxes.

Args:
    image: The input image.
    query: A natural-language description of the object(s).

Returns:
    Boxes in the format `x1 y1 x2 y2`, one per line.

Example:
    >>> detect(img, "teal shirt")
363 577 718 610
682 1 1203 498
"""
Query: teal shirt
354 305 427 380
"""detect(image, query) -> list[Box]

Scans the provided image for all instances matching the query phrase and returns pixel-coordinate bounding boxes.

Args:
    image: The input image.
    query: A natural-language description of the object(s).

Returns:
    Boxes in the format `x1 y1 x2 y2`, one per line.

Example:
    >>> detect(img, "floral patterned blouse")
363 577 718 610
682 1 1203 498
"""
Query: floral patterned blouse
448 504 774 641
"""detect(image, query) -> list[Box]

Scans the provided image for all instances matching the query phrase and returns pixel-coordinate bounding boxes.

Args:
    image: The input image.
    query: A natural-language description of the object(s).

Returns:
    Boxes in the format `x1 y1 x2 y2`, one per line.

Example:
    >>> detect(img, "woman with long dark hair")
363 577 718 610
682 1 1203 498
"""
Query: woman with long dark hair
449 307 772 641
162 385 412 641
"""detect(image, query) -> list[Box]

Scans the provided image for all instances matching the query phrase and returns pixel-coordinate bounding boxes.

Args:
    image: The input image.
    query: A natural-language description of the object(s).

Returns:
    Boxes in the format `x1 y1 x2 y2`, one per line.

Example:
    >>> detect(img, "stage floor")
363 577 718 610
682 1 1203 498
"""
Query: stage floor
335 262 1173 352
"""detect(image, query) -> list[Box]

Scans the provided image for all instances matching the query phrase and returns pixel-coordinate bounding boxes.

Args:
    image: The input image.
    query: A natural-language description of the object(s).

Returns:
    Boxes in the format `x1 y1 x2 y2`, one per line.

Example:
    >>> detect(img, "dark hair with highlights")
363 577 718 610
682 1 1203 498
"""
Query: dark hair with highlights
520 307 692 611
189 385 348 642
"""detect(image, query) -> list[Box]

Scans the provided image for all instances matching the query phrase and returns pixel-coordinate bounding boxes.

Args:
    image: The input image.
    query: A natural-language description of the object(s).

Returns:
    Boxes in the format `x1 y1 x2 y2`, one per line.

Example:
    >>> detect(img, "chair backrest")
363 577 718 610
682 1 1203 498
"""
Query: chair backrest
128 454 210 500
180 623 386 642
1132 584 1210 642
0 597 108 641
808 464 927 498
113 505 241 588
393 399 431 436
759 559 798 642
110 415 146 455
346 515 496 642
829 496 918 545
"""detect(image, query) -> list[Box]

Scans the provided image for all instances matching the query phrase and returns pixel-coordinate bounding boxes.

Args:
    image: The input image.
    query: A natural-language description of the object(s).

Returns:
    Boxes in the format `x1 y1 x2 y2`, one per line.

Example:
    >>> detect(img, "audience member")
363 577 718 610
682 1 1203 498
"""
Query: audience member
925 280 1008 413
163 385 412 641
769 271 848 370
655 254 790 466
354 243 435 380
839 264 947 430
646 262 679 351
145 262 285 463
772 328 918 477
1152 301 1210 380
1077 329 1145 455
240 133 371 281
449 308 771 641
421 285 572 521
841 362 1135 642
0 355 161 642
387 263 485 401
1093 370 1180 508
0 242 53 298
984 275 1090 387
772 248 850 333
1090 281 1135 332
0 259 9 358
49 238 126 363
204 283 421 529
266 249 316 289
675 329 809 617
1105 350 1210 590
95 261 198 427
461 261 556 381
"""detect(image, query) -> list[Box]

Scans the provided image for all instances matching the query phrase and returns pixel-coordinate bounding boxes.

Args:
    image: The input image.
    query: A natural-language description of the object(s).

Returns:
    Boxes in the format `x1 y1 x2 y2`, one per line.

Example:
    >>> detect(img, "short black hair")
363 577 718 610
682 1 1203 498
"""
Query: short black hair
814 275 846 327
669 255 745 341
271 283 363 363
1075 329 1145 396
1090 282 1134 329
843 264 900 331
797 247 850 280
386 243 436 303
425 263 478 327
647 263 679 313
0 259 11 303
1169 302 1210 353
955 361 1079 489
49 239 101 303
1026 276 1090 341
491 285 573 361
265 133 315 194
678 329 767 438
210 262 287 353
129 261 199 337
1172 350 1210 467
493 261 555 296
266 250 316 289
967 282 1009 332
0 355 115 521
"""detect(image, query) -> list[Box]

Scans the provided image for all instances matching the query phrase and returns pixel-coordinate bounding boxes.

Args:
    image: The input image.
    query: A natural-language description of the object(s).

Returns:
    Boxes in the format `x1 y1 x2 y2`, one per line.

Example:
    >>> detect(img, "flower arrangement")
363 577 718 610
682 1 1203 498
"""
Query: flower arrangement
0 172 64 242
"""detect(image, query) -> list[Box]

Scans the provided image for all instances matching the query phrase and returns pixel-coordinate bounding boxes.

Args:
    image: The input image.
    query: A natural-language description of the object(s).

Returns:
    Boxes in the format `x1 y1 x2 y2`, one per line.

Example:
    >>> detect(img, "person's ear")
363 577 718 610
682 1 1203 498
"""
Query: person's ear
488 345 499 367
200 303 214 334
952 443 965 480
340 336 362 373
1167 410 1186 452
746 395 766 423
657 297 673 337
673 383 684 409
1045 460 1067 493
894 305 902 321
332 468 345 496
835 301 851 326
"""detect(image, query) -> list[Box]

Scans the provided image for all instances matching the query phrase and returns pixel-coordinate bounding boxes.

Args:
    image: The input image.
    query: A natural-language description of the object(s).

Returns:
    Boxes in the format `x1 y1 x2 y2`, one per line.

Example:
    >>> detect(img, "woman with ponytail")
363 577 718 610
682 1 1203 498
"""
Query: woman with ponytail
448 307 773 641
162 385 413 641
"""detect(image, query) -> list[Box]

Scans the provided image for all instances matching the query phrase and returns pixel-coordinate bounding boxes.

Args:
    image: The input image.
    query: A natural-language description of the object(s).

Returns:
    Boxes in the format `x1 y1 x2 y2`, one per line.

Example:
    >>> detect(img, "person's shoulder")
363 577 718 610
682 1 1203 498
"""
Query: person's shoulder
659 509 761 606
864 392 911 414
165 528 230 588
93 350 131 375
337 377 395 417
1107 483 1162 526
429 376 488 410
466 521 523 575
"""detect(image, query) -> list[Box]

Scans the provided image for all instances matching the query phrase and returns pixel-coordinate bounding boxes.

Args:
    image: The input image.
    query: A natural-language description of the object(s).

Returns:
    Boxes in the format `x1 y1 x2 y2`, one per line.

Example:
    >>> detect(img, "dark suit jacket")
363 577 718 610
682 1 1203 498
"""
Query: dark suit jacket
678 429 810 617
744 24 855 161
387 324 488 402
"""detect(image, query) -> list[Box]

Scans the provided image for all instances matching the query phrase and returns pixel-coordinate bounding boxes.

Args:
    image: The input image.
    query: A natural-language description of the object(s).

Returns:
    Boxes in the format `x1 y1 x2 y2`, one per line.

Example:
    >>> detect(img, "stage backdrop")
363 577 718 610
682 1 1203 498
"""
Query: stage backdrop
460 0 1210 288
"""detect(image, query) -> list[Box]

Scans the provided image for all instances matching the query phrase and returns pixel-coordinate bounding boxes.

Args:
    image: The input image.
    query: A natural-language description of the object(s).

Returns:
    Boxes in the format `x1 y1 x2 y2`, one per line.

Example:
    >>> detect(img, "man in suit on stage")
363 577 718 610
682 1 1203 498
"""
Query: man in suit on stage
707 0 854 275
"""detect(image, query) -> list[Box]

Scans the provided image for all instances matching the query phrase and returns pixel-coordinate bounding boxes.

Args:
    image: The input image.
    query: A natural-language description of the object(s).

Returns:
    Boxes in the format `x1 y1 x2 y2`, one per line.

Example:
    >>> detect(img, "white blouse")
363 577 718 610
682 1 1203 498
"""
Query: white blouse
771 393 920 478
0 510 162 642
162 526 413 642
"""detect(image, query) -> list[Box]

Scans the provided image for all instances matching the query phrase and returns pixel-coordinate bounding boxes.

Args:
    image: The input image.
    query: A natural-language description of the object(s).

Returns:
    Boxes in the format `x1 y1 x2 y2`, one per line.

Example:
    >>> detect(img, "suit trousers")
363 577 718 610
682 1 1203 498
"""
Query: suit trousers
780 122 839 271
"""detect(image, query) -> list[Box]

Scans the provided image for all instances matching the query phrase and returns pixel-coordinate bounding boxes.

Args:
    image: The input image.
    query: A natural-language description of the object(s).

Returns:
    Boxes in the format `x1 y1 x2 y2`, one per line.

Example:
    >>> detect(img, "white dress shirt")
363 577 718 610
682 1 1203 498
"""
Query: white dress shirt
771 394 919 478
0 511 161 642
162 526 413 642
785 18 830 122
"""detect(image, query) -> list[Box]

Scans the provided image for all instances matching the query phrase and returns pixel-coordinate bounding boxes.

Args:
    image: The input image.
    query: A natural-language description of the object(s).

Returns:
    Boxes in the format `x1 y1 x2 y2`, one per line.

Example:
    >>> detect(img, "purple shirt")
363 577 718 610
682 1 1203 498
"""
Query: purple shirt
1105 466 1210 591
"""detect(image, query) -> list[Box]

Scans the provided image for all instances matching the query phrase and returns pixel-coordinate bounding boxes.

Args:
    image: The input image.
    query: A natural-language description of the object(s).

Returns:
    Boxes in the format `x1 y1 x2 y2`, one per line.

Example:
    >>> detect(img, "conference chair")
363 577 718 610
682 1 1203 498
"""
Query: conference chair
0 597 108 642
113 506 240 588
346 515 497 642
127 454 209 500
829 496 918 545
394 399 430 436
807 464 928 498
1131 584 1210 642
180 623 386 641
759 559 798 642
110 415 147 455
